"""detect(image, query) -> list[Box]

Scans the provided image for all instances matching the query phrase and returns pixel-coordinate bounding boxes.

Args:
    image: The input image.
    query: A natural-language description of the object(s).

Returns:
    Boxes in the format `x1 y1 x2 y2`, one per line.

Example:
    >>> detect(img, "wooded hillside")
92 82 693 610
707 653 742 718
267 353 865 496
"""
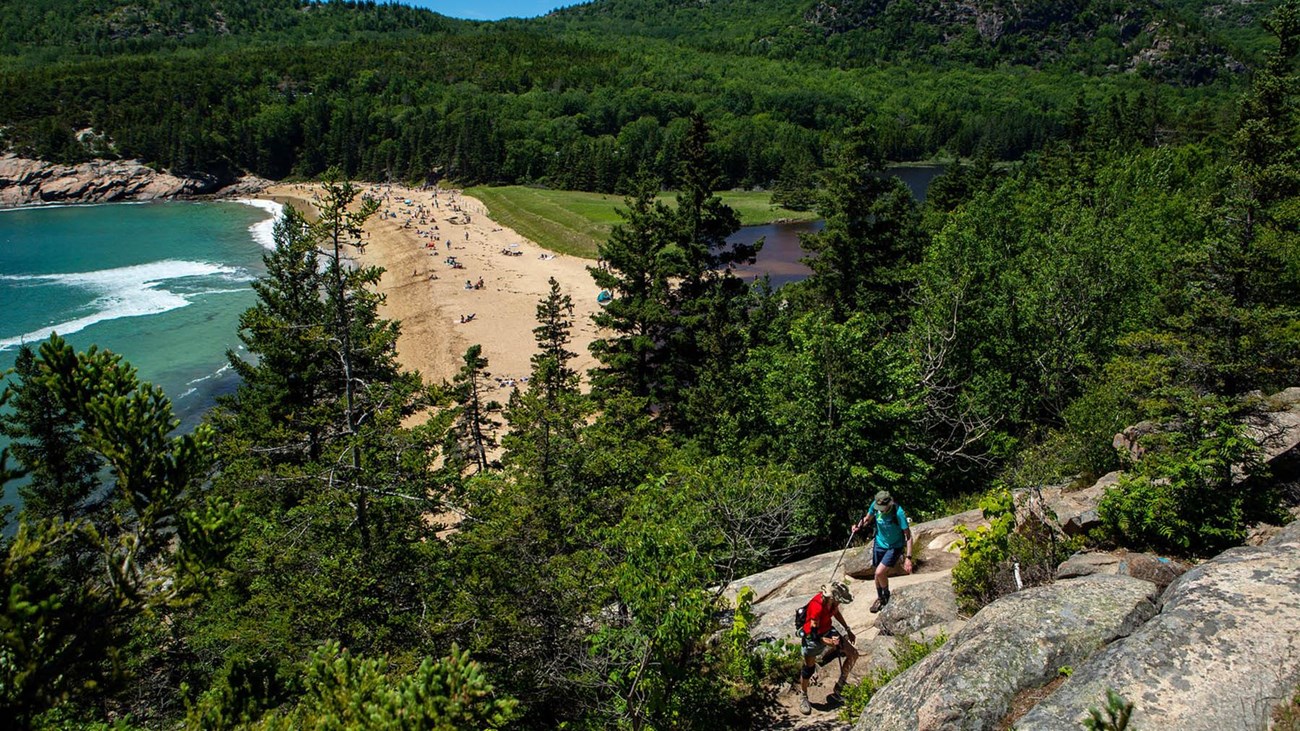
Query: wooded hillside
1 1 1298 729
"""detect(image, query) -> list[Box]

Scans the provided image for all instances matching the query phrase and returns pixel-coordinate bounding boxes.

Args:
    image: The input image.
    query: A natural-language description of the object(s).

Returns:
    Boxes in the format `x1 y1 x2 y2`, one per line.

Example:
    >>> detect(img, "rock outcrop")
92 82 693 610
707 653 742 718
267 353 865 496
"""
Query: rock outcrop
0 154 266 207
875 580 959 637
1017 525 1300 730
853 575 1160 731
1056 550 1191 592
734 391 1300 729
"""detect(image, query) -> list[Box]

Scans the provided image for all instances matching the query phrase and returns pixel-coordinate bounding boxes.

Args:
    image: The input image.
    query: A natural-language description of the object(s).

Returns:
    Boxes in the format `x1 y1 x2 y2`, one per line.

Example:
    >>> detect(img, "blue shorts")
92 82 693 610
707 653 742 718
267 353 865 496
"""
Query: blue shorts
873 545 904 569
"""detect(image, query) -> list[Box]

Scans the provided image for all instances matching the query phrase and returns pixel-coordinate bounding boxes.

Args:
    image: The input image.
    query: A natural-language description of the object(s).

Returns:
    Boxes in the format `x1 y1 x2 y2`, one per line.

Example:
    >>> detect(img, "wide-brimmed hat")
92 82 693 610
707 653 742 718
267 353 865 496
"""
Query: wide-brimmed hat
874 490 895 510
823 580 854 605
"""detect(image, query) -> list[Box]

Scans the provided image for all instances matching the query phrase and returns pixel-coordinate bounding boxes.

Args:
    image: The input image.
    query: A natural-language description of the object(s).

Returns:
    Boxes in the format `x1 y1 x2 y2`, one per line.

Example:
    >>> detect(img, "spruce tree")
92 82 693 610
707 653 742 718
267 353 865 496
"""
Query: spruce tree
589 117 751 434
589 182 677 403
446 344 499 475
802 125 924 327
504 278 589 496
226 206 333 463
0 336 233 727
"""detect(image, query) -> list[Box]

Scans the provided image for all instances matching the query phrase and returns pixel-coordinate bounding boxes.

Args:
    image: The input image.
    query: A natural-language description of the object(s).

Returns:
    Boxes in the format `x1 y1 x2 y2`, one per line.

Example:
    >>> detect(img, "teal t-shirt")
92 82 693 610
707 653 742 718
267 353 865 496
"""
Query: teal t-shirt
870 504 909 549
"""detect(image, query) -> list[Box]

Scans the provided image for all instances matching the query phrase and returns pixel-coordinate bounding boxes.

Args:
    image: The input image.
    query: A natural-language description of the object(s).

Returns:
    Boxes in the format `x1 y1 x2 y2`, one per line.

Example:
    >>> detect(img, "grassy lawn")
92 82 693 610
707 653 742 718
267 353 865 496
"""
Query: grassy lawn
464 186 817 259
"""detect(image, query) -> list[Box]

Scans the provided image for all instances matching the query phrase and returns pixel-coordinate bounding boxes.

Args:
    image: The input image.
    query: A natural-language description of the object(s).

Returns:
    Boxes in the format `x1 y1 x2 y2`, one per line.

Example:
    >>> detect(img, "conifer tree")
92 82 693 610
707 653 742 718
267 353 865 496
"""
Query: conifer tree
0 346 101 523
504 278 589 496
226 206 332 462
447 344 499 475
0 336 235 727
589 117 751 434
802 125 924 327
1151 0 1300 396
589 182 677 403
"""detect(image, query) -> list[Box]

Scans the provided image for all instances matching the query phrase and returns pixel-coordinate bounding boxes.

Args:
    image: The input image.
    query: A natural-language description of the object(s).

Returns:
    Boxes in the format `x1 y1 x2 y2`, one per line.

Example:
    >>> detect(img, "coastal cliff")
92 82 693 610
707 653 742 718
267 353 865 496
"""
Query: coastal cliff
0 154 266 207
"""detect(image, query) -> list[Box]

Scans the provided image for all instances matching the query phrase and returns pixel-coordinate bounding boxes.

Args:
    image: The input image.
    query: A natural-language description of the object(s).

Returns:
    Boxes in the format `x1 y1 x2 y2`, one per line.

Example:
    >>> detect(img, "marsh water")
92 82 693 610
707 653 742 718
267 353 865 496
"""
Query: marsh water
729 164 944 286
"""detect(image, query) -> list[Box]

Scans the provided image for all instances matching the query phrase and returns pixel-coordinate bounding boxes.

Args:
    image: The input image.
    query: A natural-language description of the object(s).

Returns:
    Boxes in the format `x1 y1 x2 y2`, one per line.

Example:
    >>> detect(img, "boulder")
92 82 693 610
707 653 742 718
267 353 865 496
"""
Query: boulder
876 580 959 637
1047 472 1118 536
1055 551 1122 579
1272 518 1300 547
726 549 865 645
1016 538 1300 730
1056 550 1191 592
1120 552 1192 591
852 575 1160 731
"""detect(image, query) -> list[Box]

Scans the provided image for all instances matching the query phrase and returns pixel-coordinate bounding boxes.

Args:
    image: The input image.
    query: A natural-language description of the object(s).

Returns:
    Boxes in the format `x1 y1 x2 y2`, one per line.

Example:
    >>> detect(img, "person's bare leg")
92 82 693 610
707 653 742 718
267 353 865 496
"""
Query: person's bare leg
839 643 859 684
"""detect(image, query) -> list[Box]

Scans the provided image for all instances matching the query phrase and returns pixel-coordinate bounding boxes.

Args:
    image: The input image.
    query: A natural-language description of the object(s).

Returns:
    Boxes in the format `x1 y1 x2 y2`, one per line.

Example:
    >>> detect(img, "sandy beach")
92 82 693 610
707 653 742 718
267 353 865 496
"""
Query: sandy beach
261 183 603 394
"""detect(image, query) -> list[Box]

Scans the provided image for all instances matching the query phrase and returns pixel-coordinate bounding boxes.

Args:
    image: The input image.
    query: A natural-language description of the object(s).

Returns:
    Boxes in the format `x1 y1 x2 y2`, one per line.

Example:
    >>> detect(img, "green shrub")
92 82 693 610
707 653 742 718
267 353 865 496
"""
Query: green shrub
951 490 1016 614
717 587 801 696
185 643 518 730
1097 396 1280 557
1273 687 1300 731
1083 689 1134 730
838 633 947 721
952 489 1081 615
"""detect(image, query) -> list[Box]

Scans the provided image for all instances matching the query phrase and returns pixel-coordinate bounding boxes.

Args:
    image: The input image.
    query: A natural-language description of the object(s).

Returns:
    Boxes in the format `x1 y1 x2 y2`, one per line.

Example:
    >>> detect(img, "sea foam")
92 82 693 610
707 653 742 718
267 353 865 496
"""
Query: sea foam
0 260 247 351
233 199 285 250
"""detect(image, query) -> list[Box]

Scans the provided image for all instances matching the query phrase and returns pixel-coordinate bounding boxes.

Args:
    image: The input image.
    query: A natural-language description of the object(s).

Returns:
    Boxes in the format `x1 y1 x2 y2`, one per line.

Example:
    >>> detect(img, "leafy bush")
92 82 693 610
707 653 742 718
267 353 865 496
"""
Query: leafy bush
717 587 801 698
837 633 947 721
951 490 1016 614
1098 396 1280 557
952 489 1080 615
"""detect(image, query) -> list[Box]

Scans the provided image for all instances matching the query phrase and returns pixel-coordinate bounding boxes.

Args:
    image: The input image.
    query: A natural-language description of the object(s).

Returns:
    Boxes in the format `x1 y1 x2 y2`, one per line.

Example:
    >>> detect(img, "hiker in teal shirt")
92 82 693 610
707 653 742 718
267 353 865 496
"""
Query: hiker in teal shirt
852 490 914 613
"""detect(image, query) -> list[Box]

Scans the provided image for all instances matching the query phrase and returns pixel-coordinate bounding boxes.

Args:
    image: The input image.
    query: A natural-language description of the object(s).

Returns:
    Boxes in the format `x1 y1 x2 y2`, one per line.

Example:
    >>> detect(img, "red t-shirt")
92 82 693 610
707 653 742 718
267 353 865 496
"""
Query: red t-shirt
802 593 834 637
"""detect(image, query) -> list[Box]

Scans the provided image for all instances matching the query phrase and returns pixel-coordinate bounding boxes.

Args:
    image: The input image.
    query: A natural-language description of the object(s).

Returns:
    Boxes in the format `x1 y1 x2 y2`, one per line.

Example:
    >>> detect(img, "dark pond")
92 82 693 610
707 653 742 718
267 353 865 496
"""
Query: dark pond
728 164 944 287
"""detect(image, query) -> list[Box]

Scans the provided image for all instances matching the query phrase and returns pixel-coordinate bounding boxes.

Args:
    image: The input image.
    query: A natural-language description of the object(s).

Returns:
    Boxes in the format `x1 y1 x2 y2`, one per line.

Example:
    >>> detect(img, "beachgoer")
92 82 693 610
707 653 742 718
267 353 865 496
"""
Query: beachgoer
465 280 473 290
852 490 914 613
797 581 858 714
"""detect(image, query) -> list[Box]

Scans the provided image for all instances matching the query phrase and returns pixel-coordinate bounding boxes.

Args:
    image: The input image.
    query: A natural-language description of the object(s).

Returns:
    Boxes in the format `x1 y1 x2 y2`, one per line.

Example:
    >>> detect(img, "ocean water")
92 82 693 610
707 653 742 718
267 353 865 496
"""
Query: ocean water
0 199 281 506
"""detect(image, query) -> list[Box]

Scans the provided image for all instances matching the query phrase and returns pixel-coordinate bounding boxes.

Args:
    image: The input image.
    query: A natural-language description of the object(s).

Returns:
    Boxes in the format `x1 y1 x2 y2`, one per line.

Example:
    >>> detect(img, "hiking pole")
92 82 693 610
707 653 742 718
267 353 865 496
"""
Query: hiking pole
827 528 857 585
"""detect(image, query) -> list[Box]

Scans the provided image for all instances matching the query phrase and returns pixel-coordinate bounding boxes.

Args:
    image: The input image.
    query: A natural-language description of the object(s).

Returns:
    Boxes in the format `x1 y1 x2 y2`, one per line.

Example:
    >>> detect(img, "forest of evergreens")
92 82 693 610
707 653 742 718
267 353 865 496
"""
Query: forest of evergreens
0 0 1280 193
1 0 1299 728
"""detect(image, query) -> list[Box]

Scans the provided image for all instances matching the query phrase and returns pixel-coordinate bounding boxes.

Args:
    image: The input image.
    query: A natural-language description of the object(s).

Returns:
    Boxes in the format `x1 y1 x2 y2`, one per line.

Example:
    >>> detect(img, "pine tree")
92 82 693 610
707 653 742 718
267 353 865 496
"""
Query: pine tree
226 205 333 462
589 182 677 403
589 117 751 434
0 346 101 523
313 171 388 548
1157 1 1300 395
504 278 589 495
446 344 499 475
0 336 234 727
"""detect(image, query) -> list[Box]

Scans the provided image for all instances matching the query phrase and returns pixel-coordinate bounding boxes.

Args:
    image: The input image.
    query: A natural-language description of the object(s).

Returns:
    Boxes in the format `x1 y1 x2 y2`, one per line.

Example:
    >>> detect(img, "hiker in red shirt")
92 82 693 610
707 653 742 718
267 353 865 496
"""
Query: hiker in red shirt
797 581 858 715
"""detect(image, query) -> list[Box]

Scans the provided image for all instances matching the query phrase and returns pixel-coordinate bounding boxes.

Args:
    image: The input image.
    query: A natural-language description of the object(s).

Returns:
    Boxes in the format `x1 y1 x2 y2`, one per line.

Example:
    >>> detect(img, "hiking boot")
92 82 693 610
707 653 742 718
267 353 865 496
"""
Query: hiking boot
827 680 846 703
799 695 811 715
870 597 884 613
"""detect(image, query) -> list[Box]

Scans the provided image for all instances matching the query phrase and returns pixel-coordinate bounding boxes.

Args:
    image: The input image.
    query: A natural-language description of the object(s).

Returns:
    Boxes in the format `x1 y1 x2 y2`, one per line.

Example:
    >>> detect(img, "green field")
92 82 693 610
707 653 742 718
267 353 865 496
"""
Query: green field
465 186 818 259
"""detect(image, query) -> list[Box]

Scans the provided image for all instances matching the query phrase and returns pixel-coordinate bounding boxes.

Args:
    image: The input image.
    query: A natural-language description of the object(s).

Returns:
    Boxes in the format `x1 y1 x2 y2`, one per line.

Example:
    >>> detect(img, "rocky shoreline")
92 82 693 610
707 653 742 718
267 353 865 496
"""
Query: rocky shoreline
0 154 269 208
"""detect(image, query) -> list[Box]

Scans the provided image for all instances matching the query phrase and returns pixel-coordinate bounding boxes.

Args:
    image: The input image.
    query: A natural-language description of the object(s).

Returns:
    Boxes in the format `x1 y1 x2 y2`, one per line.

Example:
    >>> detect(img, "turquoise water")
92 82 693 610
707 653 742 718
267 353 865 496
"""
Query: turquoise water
0 200 280 505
